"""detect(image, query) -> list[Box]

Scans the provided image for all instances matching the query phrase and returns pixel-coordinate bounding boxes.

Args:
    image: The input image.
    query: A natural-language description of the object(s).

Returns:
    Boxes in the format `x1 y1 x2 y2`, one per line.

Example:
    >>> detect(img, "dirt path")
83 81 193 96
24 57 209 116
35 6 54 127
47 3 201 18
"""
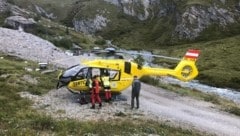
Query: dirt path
122 83 240 136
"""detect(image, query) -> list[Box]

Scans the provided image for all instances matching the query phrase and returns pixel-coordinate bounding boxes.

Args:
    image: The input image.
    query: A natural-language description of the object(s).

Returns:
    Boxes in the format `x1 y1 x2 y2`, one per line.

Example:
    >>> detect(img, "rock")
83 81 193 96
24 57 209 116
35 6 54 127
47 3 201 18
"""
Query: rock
73 14 109 34
0 27 69 67
34 5 56 19
4 16 36 29
174 5 237 39
24 67 33 72
0 0 8 13
21 74 38 85
10 5 31 16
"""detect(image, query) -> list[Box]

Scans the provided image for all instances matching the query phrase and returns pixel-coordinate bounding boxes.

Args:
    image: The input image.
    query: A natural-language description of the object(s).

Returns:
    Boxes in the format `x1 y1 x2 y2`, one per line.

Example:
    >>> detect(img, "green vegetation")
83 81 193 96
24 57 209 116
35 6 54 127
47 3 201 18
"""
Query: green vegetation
186 0 212 6
140 76 240 116
0 52 206 135
24 18 97 49
94 38 106 45
153 34 240 89
0 11 11 27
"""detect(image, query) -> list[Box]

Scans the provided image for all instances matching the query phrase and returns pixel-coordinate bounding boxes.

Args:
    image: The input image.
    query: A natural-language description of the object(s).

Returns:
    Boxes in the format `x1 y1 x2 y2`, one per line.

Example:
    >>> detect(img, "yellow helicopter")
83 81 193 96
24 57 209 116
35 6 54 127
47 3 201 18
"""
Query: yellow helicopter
57 49 200 94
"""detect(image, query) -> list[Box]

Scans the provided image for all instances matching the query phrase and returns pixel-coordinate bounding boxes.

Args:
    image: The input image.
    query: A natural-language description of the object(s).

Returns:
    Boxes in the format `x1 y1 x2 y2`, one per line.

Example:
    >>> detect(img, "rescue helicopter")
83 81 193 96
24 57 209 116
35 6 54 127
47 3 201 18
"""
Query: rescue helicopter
56 49 200 94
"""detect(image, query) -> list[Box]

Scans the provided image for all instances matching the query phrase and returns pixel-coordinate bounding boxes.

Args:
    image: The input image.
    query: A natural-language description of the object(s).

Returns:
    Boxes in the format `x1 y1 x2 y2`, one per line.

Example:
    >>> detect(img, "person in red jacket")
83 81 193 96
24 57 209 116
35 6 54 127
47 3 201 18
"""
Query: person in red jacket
91 75 102 109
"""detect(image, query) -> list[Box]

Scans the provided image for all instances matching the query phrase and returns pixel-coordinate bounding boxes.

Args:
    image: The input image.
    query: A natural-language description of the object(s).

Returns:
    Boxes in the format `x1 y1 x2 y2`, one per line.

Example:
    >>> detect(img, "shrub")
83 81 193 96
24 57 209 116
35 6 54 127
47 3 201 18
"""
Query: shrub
94 39 106 45
51 38 72 49
140 76 160 86
0 11 11 26
225 106 240 116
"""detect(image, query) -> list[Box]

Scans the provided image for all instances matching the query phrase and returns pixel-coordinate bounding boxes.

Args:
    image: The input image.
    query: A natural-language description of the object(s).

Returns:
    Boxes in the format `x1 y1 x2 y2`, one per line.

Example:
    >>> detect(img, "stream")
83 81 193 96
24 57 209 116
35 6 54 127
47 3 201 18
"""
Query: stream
161 77 240 104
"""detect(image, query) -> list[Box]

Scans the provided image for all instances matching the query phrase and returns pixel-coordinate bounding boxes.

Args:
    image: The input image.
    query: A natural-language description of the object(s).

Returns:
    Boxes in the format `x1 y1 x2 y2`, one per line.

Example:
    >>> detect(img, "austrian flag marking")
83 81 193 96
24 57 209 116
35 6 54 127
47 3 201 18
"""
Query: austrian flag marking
185 49 200 59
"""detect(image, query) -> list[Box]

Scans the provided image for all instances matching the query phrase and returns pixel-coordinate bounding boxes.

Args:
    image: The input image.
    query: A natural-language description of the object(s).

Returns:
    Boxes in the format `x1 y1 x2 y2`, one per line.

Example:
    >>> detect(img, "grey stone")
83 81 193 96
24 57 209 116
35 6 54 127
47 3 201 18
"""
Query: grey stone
4 16 36 29
0 0 8 13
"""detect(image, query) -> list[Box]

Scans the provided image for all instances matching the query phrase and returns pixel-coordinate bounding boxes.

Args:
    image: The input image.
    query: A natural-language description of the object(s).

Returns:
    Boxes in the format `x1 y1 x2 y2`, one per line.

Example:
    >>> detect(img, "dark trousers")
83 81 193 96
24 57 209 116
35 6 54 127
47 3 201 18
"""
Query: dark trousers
131 92 139 109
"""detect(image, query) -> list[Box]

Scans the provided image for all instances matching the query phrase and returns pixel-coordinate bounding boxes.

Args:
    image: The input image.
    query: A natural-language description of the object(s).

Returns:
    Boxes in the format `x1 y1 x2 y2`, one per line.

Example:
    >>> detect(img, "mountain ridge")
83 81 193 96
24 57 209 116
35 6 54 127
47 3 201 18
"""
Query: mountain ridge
70 0 240 45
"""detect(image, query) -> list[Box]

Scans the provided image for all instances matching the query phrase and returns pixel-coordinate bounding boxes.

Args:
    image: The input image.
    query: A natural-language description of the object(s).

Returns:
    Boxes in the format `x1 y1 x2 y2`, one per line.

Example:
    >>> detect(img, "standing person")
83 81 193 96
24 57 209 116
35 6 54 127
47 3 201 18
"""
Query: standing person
91 75 102 109
131 75 141 109
101 72 111 102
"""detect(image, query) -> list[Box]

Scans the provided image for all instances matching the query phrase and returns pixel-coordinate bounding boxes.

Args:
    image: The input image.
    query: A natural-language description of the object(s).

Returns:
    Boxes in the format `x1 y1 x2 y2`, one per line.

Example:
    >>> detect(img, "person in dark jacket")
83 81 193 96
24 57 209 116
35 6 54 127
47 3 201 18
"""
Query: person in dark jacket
131 75 141 109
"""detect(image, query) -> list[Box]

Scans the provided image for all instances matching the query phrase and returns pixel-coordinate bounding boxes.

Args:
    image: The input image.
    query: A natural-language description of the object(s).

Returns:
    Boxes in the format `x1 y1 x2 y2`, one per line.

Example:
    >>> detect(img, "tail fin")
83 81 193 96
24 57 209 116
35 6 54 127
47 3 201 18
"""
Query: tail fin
173 49 200 81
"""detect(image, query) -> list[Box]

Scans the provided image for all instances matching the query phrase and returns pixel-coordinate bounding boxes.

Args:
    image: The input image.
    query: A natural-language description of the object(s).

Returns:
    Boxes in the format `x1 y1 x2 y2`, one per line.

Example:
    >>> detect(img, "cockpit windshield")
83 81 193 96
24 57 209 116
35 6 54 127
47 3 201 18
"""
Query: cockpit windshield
62 65 84 77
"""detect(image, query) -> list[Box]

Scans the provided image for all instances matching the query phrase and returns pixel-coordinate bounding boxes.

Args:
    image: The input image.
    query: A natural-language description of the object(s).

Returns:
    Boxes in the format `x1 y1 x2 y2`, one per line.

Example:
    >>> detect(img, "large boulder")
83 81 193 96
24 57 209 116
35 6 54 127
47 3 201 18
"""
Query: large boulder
4 15 36 29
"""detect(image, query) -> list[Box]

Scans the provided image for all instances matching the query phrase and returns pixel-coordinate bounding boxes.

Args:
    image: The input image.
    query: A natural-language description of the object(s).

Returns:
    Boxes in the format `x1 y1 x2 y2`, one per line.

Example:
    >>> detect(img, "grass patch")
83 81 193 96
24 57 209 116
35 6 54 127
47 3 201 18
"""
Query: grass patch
186 0 212 6
23 18 97 50
0 11 11 26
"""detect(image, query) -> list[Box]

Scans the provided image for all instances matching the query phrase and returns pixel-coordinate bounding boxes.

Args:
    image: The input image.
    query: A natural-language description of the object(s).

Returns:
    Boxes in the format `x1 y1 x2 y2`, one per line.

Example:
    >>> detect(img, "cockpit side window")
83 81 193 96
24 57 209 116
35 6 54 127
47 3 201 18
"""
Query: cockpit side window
62 65 82 77
76 68 88 80
108 70 120 81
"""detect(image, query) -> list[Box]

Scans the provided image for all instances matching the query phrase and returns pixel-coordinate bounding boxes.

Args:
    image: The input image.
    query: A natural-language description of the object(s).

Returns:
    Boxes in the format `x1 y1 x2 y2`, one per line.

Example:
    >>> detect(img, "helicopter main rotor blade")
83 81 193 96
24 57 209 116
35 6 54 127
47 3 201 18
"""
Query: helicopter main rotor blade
127 52 181 61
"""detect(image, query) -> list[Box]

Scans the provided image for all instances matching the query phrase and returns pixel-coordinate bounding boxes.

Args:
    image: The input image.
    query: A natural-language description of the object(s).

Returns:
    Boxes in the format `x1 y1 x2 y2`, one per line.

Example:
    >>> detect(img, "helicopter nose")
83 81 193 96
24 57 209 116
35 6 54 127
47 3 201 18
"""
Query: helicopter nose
56 81 62 89
56 76 72 89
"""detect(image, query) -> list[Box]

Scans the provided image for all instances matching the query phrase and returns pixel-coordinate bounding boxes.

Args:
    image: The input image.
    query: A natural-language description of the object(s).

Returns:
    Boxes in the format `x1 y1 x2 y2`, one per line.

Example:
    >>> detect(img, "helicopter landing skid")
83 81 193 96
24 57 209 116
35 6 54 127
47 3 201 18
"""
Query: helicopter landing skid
77 92 127 105
111 94 127 101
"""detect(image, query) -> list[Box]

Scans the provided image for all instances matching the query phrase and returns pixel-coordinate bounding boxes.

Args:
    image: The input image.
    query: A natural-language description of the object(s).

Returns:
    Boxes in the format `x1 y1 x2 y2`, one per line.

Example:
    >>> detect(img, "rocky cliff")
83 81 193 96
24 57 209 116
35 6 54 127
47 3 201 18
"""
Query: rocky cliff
2 0 240 46
71 0 240 43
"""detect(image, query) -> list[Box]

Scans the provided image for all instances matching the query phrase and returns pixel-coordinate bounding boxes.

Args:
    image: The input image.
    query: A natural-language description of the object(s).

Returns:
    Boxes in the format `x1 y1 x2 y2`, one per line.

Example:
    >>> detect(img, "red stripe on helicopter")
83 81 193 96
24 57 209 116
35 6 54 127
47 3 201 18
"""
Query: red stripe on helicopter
184 50 200 59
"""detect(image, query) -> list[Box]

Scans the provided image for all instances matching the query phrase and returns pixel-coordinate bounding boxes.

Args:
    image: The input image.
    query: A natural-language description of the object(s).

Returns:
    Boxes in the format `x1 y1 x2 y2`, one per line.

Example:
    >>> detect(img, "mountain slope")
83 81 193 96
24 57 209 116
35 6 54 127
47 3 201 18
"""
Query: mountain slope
9 0 240 47
68 0 240 47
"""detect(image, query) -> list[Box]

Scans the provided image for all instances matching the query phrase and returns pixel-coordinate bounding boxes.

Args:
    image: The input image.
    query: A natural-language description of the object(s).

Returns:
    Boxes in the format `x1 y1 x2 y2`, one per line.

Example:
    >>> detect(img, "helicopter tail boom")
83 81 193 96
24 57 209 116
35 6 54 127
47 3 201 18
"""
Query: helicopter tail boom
141 49 200 82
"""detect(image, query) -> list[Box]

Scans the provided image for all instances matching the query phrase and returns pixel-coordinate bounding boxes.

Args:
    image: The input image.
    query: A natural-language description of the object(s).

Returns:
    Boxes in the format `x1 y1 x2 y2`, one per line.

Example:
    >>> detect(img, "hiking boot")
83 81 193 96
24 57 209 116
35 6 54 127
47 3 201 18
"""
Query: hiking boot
99 103 102 108
90 105 95 109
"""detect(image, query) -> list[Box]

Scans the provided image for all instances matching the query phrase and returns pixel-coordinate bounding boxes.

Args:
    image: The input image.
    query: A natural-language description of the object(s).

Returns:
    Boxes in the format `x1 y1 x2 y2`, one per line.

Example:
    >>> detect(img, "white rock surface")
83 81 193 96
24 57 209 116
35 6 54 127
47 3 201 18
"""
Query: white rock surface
0 27 82 68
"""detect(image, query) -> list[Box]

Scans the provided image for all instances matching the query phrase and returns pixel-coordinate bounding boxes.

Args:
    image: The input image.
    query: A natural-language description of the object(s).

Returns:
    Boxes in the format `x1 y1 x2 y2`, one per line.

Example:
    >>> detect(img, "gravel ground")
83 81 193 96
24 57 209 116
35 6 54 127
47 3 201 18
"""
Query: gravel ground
20 88 149 121
2 28 240 136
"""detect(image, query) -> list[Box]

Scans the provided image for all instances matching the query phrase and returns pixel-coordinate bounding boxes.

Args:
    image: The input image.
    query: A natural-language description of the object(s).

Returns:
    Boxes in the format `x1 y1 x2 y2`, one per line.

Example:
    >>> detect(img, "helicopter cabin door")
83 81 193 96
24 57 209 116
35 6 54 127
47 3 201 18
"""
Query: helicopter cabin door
70 67 89 91
106 69 121 92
